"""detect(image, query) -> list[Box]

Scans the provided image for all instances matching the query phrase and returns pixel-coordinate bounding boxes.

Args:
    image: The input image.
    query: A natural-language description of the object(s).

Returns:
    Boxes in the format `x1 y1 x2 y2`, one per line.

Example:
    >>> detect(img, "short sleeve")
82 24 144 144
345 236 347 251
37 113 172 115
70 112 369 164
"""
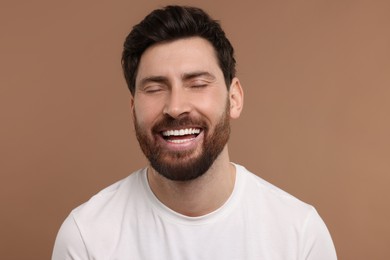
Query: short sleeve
52 213 89 260
301 208 337 260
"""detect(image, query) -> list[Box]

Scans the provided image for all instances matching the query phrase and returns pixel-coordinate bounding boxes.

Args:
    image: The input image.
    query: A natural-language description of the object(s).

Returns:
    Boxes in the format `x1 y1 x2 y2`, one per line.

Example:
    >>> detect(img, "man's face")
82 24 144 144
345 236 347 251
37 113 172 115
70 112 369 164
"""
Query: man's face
131 37 233 181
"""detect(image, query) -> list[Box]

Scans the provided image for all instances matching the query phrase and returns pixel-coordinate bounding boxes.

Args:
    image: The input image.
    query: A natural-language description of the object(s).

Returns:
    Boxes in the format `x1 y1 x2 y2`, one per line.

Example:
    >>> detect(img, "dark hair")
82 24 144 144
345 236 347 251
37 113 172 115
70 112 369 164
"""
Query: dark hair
121 5 236 95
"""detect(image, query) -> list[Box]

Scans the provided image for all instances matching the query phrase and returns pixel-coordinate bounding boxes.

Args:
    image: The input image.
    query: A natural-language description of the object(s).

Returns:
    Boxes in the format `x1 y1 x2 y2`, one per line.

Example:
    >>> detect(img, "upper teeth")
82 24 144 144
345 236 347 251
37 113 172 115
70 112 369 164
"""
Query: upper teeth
162 128 200 137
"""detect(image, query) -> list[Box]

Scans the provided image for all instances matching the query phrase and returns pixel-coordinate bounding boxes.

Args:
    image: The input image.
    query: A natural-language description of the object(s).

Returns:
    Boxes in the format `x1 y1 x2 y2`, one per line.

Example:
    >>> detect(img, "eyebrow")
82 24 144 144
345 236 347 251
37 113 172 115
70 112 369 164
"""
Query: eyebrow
182 71 216 81
139 76 169 87
138 71 216 87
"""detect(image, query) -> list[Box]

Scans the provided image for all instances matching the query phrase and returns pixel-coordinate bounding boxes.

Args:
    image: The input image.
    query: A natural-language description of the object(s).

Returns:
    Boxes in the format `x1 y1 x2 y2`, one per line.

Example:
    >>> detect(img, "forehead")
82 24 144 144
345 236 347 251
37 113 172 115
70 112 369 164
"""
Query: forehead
136 37 222 84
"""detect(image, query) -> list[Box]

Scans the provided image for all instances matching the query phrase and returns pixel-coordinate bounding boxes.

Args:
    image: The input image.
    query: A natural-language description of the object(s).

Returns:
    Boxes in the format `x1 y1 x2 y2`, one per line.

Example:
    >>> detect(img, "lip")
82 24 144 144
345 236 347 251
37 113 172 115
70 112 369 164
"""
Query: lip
157 125 202 132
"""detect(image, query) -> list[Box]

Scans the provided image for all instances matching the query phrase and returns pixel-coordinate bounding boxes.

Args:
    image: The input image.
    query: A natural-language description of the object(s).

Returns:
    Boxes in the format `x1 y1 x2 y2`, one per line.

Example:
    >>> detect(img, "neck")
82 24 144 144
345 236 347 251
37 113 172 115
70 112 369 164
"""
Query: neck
147 147 236 217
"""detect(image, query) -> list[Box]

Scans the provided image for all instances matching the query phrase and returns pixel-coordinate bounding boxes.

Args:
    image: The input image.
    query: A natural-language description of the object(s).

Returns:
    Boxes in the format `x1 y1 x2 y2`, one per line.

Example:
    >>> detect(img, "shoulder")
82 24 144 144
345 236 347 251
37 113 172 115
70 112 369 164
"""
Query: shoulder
235 163 314 221
72 168 146 221
52 168 148 259
234 164 337 259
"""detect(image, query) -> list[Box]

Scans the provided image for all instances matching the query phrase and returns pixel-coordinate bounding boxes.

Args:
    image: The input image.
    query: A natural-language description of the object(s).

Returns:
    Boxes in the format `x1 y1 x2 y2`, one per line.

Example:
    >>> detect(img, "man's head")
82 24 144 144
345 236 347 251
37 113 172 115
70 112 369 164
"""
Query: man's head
122 5 236 96
122 6 243 182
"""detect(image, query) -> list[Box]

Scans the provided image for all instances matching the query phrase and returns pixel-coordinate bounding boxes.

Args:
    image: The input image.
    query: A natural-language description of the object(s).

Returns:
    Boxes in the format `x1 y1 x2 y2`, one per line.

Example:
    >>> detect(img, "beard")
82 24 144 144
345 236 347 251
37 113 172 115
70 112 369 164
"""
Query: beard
134 100 231 182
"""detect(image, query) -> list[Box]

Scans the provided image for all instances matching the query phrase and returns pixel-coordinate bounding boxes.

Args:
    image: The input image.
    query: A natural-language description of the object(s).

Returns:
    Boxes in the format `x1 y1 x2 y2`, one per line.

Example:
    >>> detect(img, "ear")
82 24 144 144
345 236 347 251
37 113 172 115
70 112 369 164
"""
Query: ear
228 77 244 119
130 96 135 122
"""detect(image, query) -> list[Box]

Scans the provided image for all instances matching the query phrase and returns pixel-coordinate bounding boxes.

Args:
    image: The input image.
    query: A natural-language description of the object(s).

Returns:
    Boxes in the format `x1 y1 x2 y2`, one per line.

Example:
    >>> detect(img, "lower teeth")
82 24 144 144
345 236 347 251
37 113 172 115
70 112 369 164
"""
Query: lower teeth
168 138 194 144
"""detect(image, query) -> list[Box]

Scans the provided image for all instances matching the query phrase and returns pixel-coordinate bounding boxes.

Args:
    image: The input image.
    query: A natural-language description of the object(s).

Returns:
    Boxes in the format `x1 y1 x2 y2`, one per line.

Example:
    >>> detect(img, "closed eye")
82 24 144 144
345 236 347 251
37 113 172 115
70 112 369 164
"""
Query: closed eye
143 85 164 93
188 79 210 89
191 84 208 88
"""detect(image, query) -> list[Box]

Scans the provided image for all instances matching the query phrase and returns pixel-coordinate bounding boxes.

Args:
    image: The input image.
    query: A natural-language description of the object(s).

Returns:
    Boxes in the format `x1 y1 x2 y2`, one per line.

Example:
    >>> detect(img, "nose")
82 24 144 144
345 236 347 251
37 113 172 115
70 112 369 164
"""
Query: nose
163 87 192 118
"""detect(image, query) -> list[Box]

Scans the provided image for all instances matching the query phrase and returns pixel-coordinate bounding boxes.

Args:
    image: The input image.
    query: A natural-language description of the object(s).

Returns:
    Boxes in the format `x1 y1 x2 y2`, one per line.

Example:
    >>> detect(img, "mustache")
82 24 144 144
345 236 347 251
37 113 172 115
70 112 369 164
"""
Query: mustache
152 115 207 132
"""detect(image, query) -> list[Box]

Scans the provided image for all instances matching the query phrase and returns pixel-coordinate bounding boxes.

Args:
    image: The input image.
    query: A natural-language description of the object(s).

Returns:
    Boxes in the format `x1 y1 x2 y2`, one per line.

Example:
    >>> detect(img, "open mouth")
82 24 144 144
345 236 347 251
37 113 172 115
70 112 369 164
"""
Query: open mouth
161 128 201 144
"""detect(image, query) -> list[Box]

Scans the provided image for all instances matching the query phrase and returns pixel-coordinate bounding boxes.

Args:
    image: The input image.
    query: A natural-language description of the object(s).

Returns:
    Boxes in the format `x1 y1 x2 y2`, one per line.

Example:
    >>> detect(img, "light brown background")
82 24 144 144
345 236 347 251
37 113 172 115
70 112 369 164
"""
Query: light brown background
1 0 389 259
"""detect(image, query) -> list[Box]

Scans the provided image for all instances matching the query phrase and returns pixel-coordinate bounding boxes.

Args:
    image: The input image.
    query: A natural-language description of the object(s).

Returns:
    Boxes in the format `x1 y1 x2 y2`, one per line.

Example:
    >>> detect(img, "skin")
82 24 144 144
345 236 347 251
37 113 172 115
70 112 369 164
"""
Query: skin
131 37 244 216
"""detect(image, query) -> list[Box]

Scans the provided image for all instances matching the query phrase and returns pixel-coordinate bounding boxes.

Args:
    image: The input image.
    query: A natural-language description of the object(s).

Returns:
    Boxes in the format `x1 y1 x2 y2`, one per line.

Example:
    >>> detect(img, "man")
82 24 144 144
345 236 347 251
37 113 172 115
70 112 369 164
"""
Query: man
53 5 337 259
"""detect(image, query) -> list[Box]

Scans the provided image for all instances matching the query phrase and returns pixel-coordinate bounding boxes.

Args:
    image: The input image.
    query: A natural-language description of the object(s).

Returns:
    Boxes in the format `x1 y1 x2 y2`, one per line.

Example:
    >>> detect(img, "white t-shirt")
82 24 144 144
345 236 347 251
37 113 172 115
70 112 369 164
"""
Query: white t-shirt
52 164 337 259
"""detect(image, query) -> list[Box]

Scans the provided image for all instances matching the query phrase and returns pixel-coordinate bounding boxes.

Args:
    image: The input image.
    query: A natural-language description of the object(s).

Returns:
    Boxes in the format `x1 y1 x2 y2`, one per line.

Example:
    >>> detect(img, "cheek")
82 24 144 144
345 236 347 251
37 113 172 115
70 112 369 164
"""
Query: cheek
134 108 150 128
196 92 228 118
133 100 163 128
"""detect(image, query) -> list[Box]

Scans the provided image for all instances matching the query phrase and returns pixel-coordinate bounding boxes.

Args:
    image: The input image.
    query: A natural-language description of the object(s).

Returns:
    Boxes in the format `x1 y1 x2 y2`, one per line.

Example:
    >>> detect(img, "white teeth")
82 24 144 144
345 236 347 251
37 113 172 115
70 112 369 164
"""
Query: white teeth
162 128 200 137
167 138 194 144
